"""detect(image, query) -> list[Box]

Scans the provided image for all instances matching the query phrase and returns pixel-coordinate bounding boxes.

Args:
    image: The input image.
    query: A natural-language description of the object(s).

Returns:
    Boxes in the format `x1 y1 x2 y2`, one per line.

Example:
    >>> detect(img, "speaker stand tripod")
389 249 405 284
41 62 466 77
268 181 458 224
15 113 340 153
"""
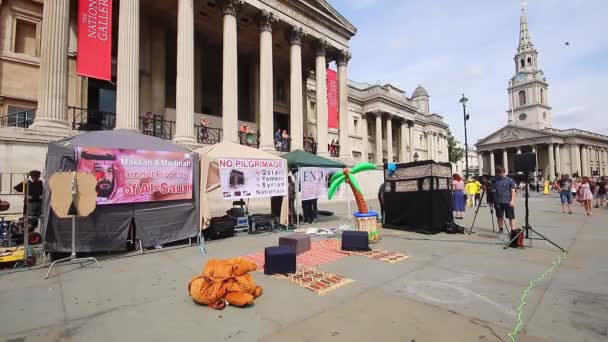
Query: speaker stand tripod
467 189 500 235
503 172 566 252
45 172 101 279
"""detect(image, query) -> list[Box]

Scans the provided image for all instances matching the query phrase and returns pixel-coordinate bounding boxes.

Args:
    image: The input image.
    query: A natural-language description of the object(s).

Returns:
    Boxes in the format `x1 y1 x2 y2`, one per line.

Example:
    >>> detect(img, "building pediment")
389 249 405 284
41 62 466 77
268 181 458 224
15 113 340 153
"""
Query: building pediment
302 0 357 36
476 125 552 147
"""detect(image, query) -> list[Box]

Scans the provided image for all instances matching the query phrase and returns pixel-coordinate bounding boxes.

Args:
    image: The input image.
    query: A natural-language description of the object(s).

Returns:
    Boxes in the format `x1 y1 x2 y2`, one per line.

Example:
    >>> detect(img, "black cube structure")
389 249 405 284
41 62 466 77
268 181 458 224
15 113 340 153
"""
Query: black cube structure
382 161 454 234
264 246 296 275
341 231 371 251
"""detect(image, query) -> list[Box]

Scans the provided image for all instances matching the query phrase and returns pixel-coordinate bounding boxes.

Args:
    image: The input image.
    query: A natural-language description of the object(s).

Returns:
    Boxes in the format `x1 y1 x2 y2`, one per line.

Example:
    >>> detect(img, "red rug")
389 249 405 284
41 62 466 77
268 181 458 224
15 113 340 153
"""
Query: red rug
242 239 347 270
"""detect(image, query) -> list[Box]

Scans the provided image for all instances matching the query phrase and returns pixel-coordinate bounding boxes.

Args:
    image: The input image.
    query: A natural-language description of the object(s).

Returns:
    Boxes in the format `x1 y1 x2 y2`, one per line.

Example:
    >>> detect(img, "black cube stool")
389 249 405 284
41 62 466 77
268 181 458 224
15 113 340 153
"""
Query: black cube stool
341 231 371 251
264 246 296 275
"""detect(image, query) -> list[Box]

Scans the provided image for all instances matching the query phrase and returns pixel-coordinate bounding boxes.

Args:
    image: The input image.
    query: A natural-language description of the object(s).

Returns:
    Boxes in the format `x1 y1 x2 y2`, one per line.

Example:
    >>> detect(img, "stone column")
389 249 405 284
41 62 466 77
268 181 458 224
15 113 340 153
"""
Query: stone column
315 41 330 156
426 133 432 160
555 144 561 176
548 143 555 179
532 147 537 178
490 151 496 176
386 115 393 163
257 10 275 151
478 152 484 175
288 27 304 151
601 149 606 176
408 122 415 161
151 28 166 114
374 112 383 164
32 0 70 130
400 121 407 162
115 0 140 131
362 115 369 162
221 0 241 142
581 146 589 176
174 0 197 144
337 50 351 160
502 149 509 172
194 39 203 113
570 144 579 175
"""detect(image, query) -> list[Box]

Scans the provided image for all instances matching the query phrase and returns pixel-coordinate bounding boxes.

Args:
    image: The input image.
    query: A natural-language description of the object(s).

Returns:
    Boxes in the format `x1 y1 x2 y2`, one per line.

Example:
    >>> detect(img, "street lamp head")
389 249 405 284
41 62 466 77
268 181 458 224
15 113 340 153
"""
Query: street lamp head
459 94 468 105
413 152 419 162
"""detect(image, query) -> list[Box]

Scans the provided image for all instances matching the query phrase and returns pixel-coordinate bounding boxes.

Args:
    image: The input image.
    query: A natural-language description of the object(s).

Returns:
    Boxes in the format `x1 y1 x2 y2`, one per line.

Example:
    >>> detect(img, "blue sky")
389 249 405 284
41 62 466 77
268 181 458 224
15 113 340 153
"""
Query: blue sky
330 0 608 145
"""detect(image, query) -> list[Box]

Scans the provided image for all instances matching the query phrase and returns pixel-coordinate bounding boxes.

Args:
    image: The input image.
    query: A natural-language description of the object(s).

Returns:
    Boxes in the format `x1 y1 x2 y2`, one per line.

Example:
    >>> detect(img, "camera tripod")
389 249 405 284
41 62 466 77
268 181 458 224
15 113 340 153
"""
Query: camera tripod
503 172 566 252
467 188 500 235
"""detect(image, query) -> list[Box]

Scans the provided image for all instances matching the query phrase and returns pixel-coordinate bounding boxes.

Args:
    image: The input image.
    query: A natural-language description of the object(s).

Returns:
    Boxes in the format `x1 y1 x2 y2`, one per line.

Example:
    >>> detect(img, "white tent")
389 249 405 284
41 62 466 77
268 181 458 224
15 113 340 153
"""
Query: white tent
194 141 288 231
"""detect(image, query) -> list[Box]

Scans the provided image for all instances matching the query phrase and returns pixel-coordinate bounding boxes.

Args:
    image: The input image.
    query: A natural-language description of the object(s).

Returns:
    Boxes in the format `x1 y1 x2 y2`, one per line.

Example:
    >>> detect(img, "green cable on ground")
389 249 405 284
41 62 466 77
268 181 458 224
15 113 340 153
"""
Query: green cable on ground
508 251 567 342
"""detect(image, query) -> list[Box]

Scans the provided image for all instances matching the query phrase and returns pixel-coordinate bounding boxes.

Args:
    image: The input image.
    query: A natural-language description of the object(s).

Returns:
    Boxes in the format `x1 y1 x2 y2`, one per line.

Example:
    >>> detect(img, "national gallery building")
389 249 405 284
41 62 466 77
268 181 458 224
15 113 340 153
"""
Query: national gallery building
0 0 449 174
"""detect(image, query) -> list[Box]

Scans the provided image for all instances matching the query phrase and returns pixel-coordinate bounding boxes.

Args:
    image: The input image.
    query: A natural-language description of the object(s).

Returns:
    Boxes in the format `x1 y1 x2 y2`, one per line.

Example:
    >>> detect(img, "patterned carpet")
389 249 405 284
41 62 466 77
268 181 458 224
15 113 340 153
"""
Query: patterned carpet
343 249 409 263
242 237 408 295
242 239 349 270
273 265 354 295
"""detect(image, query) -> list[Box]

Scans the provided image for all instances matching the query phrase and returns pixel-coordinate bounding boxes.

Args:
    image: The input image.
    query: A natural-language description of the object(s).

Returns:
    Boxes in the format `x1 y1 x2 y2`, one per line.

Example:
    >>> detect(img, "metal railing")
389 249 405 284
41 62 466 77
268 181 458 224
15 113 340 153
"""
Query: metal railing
140 116 175 140
70 106 116 131
329 144 340 158
304 139 318 154
0 108 36 128
0 173 28 196
197 126 222 145
275 138 290 152
240 131 260 148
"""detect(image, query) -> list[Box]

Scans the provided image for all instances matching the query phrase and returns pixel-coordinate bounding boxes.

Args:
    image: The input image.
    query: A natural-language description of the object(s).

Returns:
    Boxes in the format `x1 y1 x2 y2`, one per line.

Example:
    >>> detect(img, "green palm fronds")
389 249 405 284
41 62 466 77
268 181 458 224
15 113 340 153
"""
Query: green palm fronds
350 162 377 174
327 174 345 200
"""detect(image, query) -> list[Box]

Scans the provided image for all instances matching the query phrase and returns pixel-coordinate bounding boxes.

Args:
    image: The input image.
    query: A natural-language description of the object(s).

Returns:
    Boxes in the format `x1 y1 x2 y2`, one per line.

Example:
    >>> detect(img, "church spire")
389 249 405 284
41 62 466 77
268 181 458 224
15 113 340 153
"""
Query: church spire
518 0 534 53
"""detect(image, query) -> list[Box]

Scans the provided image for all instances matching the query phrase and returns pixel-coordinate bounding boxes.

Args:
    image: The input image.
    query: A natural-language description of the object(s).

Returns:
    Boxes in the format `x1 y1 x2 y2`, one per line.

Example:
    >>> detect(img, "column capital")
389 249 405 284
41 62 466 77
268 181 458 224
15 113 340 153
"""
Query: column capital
257 9 276 32
371 110 383 118
315 39 329 57
288 26 305 46
407 120 415 128
337 50 351 67
220 0 243 16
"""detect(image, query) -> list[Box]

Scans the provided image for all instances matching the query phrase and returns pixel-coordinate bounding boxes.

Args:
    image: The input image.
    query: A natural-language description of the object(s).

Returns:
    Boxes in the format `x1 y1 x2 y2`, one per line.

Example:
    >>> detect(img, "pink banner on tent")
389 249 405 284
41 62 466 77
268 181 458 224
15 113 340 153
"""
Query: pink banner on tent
76 0 112 80
327 68 339 129
76 147 193 205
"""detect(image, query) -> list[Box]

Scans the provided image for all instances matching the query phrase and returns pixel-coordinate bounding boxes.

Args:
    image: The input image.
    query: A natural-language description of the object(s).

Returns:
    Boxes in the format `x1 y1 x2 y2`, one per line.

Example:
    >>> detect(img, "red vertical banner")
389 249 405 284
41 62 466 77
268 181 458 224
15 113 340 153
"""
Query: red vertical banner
327 68 339 129
77 0 112 80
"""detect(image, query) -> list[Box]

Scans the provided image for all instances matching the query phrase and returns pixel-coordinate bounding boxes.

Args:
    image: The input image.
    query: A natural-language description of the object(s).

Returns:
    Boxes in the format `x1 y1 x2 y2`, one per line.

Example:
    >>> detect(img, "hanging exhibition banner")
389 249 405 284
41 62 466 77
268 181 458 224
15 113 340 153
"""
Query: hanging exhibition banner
76 147 193 205
218 158 287 200
327 68 339 129
299 167 344 201
76 0 112 80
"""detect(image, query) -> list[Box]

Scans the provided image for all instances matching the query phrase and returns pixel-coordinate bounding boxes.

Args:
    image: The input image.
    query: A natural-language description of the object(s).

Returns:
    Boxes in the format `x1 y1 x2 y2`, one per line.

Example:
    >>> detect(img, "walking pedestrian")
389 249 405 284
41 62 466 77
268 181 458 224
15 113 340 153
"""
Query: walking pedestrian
555 174 573 214
492 166 517 235
577 176 594 216
452 173 465 219
594 176 606 208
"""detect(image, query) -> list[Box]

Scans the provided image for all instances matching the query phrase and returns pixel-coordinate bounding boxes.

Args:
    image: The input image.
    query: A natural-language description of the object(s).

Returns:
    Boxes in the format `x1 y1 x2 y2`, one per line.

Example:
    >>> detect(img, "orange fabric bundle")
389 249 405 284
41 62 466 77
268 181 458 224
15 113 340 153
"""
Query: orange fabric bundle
187 258 263 309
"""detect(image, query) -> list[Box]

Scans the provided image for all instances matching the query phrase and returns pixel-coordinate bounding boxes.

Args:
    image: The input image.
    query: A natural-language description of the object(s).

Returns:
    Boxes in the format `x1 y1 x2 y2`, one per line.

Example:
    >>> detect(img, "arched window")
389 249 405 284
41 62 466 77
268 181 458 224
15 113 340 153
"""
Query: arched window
520 59 525 68
540 88 544 104
527 57 532 66
518 90 527 105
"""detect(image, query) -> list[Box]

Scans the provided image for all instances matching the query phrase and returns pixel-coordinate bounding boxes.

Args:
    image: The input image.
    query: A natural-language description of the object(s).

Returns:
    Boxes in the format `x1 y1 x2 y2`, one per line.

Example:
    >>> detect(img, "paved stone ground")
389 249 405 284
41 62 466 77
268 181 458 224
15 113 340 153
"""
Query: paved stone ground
0 194 607 342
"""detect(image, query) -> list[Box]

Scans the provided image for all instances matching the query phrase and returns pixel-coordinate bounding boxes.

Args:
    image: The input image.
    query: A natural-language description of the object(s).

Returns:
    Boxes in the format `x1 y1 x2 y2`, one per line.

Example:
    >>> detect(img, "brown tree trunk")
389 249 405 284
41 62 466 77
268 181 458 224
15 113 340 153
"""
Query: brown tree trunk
346 177 368 214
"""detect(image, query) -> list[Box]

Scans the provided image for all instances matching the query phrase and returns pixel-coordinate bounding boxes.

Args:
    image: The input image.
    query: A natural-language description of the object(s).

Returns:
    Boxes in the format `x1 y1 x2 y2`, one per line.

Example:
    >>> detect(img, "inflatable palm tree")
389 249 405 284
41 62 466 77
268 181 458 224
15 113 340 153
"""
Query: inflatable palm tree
327 162 377 214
